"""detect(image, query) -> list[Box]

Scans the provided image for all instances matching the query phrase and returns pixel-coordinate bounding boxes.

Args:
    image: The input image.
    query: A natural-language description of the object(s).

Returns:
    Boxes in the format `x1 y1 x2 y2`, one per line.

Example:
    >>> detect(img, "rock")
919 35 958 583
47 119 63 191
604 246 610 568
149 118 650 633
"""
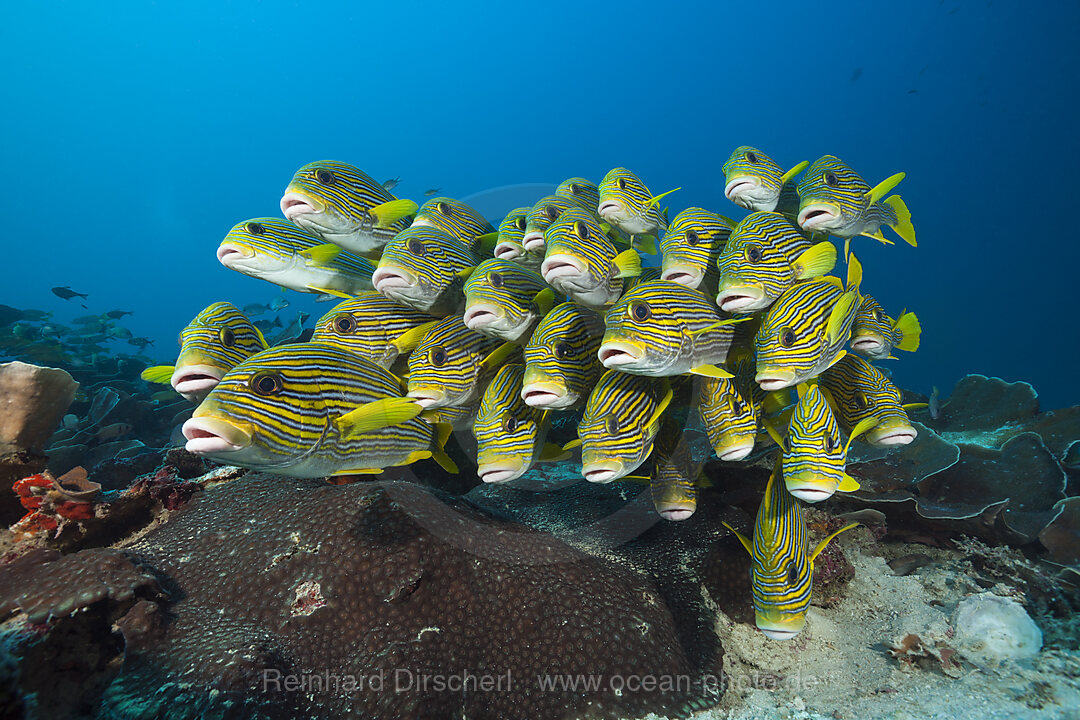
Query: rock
1039 497 1080 566
952 593 1043 666
0 361 79 455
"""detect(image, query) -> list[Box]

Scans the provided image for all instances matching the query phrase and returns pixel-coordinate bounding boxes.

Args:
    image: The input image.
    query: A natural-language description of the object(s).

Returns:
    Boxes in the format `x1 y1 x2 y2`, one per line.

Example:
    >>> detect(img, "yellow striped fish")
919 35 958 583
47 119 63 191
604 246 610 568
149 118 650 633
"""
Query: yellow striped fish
724 457 859 639
771 383 871 503
716 211 837 314
597 167 677 237
722 146 809 216
310 292 437 370
491 207 534 266
521 194 583 254
699 376 759 461
280 160 418 255
570 370 672 483
659 208 737 292
820 353 920 447
850 296 921 360
555 177 600 211
473 364 566 483
371 226 479 316
755 256 864 391
600 280 740 378
541 209 641 309
218 218 375 297
412 197 495 249
181 342 456 477
521 302 607 409
796 155 916 257
406 316 512 410
140 302 268 403
649 421 702 521
462 259 556 343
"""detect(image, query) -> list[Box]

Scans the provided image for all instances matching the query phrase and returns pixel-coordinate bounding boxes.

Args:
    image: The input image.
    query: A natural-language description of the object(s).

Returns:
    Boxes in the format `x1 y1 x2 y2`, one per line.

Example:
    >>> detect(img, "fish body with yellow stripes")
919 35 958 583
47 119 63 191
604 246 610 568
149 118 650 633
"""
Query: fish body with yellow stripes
659 208 737 292
597 167 673 237
520 302 607 409
218 218 375 296
541 209 642 309
520 194 585 255
473 364 565 483
411 197 495 249
405 316 512 410
280 161 417 255
716 212 837 314
722 146 809 216
724 458 859 639
572 370 671 483
754 256 864 391
699 376 759 461
649 421 702 521
796 156 916 256
181 343 455 477
556 177 600 211
310 293 437 370
491 207 535 267
849 296 921 360
140 302 268 402
462 259 555 343
371 226 479 316
821 353 919 447
599 280 739 378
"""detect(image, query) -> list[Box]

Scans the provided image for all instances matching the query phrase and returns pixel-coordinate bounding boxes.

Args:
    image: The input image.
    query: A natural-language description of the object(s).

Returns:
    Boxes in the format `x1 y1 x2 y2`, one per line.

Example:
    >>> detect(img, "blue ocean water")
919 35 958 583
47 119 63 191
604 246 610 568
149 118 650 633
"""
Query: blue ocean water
2 0 1077 409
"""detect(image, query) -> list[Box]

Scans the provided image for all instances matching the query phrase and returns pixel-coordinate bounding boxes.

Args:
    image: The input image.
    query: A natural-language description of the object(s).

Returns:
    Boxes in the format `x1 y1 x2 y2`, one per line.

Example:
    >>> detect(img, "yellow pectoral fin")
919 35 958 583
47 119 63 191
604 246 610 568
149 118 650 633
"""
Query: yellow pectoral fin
902 402 929 412
687 364 734 379
826 291 860 345
689 316 751 338
722 521 754 555
865 171 906 204
780 160 810 185
299 242 342 266
334 397 422 438
761 417 786 448
533 288 556 315
473 231 499 255
539 442 572 463
613 248 643 278
389 320 440 354
645 186 681 208
632 235 659 255
140 365 175 384
331 467 384 476
480 341 521 372
369 199 419 227
456 265 476 281
306 285 352 299
809 521 861 564
844 416 880 453
859 230 894 247
837 474 861 493
792 241 837 280
562 438 583 451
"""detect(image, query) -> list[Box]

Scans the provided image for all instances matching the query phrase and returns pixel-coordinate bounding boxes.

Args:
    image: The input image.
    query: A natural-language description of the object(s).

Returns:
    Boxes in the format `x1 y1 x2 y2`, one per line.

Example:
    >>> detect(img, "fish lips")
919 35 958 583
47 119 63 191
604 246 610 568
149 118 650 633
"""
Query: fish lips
850 334 886 356
717 285 768 313
597 340 645 369
755 368 798 392
520 381 572 409
540 253 586 285
463 302 507 332
170 364 224 402
654 502 696 521
581 460 624 484
661 263 704 289
797 203 840 232
867 421 918 447
521 231 546 252
372 266 418 294
755 612 806 640
406 387 447 409
724 175 773 210
597 200 623 221
784 480 839 504
715 438 755 461
216 242 256 268
476 459 526 484
280 189 325 221
182 416 252 455
493 241 525 260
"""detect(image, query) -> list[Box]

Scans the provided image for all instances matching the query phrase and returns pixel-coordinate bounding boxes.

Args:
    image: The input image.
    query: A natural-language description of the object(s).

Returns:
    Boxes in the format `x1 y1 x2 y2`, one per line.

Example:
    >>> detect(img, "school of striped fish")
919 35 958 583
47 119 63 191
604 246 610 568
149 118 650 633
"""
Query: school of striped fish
142 149 924 639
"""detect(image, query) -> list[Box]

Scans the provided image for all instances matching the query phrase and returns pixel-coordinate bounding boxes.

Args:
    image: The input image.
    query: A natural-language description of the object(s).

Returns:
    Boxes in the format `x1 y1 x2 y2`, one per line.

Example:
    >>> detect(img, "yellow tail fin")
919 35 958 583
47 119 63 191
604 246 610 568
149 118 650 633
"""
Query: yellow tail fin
884 196 916 247
892 311 921 352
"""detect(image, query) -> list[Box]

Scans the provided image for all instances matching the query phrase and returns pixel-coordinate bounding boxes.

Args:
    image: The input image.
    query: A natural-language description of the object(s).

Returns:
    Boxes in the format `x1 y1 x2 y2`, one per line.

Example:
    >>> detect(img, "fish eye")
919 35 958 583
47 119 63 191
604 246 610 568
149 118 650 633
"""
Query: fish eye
544 204 560 221
825 172 839 187
437 201 452 215
429 346 449 367
250 372 284 396
315 168 336 185
407 238 426 255
617 177 628 191
631 302 652 322
732 397 744 412
554 341 574 359
746 151 759 164
488 271 504 288
504 415 521 433
177 332 183 346
515 216 527 231
780 327 795 347
855 392 869 409
219 328 236 347
570 183 584 195
574 220 591 240
246 222 265 235
786 562 799 585
824 433 837 451
332 314 358 334
873 308 884 321
685 229 700 246
606 416 620 434
745 244 763 263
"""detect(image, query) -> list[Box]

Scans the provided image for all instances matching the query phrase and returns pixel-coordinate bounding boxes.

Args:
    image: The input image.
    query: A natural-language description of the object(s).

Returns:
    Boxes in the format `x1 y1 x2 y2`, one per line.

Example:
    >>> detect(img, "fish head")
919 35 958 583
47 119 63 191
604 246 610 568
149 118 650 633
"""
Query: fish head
522 195 577 252
849 296 894 359
493 208 530 260
556 177 600 211
781 385 847 503
659 208 734 289
865 415 918 446
413 197 493 243
462 259 546 341
473 364 545 483
722 146 784 211
281 160 397 238
597 284 686 376
754 281 840 390
820 353 909 444
541 213 615 293
796 156 871 236
218 218 311 277
173 302 268 400
699 377 758 460
521 303 605 408
406 317 500 409
598 167 657 233
372 227 473 312
716 212 809 312
578 371 663 482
